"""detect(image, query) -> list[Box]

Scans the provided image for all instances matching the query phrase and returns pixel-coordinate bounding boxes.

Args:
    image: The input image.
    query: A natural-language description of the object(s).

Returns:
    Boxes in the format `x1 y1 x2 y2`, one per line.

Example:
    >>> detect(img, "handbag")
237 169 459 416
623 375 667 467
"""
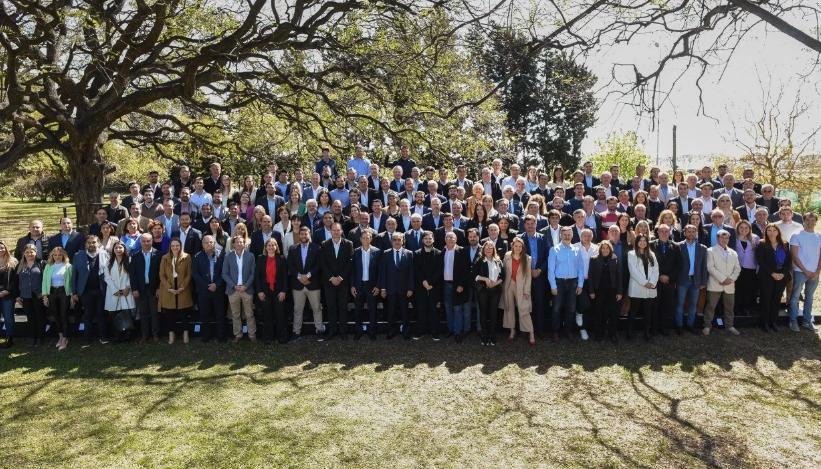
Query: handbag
112 280 136 333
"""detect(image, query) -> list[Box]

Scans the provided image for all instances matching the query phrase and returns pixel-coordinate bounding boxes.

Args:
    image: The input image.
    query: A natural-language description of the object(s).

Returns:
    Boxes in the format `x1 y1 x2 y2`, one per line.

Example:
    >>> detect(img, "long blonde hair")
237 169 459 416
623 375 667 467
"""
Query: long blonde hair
0 240 18 271
508 237 530 278
47 246 71 266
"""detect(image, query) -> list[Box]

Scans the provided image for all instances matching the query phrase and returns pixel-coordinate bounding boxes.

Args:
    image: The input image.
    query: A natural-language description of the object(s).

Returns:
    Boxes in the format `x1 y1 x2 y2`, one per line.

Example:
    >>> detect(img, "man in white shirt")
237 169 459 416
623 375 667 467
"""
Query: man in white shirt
190 177 213 210
788 212 820 331
222 235 257 343
774 206 803 243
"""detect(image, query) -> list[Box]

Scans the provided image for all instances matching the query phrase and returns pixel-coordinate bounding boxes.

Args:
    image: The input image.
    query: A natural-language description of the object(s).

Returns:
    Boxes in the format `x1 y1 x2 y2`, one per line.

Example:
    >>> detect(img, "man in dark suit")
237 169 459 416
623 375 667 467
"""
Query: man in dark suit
171 212 203 256
756 184 780 216
651 224 681 335
735 189 763 221
581 161 600 192
374 217 400 251
48 217 84 260
312 212 335 245
701 210 736 248
347 211 372 249
128 233 162 341
403 214 425 252
351 229 382 340
422 198 444 232
318 223 354 339
413 231 443 340
368 199 390 233
287 226 324 338
434 213 466 249
478 167 503 202
250 215 284 256
255 182 285 216
203 162 222 194
72 235 108 344
88 207 113 238
379 232 414 339
15 219 48 261
482 223 509 257
300 200 322 232
192 235 227 342
520 215 549 336
712 174 744 207
676 224 708 334
673 182 693 220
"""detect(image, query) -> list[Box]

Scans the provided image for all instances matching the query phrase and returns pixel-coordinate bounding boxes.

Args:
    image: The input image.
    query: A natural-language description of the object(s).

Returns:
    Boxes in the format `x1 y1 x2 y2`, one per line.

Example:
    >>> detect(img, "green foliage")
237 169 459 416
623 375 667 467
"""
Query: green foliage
588 131 651 176
471 23 597 171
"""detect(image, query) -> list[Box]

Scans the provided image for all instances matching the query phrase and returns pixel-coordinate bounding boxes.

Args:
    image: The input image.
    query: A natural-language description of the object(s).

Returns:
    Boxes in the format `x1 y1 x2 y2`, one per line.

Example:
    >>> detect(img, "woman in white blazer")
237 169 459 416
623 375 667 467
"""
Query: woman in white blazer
103 240 136 339
626 234 659 340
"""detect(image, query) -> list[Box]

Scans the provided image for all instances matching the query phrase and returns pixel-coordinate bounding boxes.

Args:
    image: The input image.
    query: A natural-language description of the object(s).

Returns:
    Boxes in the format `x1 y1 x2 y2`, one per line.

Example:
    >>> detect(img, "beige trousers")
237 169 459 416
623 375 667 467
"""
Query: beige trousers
703 291 735 328
228 291 256 338
292 288 323 334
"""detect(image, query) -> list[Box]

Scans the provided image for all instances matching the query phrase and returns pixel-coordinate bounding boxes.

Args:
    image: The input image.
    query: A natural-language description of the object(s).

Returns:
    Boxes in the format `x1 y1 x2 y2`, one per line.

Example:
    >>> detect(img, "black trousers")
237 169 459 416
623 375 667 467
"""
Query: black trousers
260 293 288 343
759 275 787 326
478 285 501 340
81 288 107 341
656 281 676 330
736 268 758 314
576 284 592 329
593 288 619 338
198 290 226 341
135 289 160 339
22 297 45 340
414 287 440 336
385 292 410 337
49 287 71 335
353 281 378 336
323 282 349 335
628 297 654 335
161 308 188 334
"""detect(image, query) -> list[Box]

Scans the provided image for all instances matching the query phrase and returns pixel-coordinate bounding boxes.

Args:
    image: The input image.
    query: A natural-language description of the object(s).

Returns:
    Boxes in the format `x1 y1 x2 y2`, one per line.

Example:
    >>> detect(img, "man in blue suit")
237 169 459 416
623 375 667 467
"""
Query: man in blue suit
192 235 226 342
701 210 737 248
49 217 85 260
72 235 108 344
519 215 549 336
676 224 708 335
171 212 202 257
128 233 161 341
351 229 382 340
379 232 414 339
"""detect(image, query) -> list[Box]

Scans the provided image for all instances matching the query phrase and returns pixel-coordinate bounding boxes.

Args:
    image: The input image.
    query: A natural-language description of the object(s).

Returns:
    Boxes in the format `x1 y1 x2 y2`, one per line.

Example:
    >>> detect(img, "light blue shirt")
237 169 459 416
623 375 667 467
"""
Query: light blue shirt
348 157 371 179
330 188 350 207
525 234 539 269
686 241 696 276
300 244 309 266
266 197 278 216
143 251 151 284
61 233 70 248
547 243 585 289
710 225 720 247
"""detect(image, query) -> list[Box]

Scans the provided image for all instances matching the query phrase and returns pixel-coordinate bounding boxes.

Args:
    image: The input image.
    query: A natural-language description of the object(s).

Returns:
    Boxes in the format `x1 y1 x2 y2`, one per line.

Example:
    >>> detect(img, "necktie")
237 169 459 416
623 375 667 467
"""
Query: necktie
395 250 400 267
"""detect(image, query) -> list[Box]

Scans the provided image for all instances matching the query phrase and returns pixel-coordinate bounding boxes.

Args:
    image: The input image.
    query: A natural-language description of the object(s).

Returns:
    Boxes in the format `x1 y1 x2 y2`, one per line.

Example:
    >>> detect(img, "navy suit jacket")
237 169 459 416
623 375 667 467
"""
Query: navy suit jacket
700 224 737 248
72 250 105 295
170 227 202 256
286 243 321 290
352 246 382 290
378 248 414 295
519 232 548 287
369 213 390 233
403 229 424 252
191 250 225 298
49 232 85 259
128 250 161 294
676 240 708 287
250 230 284 257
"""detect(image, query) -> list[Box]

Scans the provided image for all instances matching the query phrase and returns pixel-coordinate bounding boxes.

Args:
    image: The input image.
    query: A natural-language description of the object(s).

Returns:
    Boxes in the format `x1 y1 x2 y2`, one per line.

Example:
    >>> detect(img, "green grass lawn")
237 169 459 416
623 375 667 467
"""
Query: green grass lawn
0 199 77 242
1 331 819 468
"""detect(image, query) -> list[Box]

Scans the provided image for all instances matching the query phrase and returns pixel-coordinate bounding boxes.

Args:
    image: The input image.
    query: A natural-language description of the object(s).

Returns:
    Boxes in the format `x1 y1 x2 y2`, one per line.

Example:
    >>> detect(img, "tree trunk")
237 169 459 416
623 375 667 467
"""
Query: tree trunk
67 141 107 227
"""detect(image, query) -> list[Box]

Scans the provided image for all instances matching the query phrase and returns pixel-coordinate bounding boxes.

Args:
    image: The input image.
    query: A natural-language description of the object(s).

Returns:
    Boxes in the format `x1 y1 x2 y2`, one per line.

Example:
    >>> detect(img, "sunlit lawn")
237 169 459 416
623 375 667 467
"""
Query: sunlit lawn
1 330 819 468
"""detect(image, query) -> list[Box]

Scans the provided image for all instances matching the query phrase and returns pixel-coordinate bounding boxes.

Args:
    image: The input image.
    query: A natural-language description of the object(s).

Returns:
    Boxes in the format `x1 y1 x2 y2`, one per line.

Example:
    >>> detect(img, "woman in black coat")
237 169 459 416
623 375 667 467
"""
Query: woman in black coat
587 240 624 343
255 238 290 344
755 223 792 332
473 240 505 346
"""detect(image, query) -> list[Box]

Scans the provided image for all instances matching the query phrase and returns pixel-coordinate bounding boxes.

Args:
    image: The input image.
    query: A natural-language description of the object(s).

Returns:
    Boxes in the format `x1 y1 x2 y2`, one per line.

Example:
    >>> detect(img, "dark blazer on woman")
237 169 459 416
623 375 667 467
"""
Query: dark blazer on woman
255 254 289 297
755 241 793 280
587 255 623 296
472 256 505 291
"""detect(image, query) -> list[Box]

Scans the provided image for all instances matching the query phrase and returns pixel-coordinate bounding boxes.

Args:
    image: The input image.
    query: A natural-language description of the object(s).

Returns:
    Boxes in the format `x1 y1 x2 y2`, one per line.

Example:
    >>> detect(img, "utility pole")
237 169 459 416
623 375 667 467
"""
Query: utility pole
672 125 677 172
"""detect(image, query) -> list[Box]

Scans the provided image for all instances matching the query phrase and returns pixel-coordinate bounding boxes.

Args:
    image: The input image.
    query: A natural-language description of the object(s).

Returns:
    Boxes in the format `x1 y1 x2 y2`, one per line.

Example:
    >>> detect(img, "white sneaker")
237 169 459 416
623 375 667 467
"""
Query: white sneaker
801 322 817 331
575 313 583 327
728 327 740 336
789 320 800 332
702 327 710 336
580 329 589 341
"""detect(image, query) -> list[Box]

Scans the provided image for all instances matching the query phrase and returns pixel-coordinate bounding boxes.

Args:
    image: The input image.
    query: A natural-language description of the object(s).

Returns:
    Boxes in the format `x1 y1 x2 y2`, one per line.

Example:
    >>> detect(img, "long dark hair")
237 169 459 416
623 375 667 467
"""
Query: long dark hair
633 234 655 267
108 239 130 272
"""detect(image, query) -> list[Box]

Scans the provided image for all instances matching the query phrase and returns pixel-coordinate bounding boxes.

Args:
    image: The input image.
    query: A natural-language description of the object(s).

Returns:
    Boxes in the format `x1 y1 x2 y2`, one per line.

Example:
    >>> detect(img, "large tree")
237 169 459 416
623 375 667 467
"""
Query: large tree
0 0 512 223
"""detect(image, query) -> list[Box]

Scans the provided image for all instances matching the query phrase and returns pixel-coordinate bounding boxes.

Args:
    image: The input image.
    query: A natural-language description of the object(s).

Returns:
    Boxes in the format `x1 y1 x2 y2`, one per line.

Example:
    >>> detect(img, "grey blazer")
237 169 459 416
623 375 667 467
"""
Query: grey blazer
221 250 257 295
676 240 708 287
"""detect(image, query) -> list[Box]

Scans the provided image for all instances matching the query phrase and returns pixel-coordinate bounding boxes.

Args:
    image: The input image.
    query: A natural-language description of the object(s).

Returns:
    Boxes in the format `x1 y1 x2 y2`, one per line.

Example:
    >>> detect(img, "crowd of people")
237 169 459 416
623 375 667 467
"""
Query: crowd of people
0 146 818 350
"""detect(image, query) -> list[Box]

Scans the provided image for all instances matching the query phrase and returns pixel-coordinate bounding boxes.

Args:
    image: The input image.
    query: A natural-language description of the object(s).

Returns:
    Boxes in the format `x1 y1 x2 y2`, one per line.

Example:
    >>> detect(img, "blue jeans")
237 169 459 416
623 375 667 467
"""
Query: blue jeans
789 271 818 323
676 276 700 327
0 298 13 340
551 278 577 333
443 282 465 333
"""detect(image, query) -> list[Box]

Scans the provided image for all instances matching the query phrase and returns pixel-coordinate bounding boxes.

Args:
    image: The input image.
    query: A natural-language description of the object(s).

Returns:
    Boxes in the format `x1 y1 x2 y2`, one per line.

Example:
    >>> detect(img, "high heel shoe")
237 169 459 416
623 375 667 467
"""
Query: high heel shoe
507 334 516 342
528 335 536 347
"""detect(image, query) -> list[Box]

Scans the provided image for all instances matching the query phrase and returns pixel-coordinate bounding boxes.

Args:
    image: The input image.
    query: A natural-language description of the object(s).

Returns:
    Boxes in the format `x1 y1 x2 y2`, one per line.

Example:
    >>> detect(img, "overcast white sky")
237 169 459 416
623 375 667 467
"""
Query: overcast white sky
579 23 821 162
